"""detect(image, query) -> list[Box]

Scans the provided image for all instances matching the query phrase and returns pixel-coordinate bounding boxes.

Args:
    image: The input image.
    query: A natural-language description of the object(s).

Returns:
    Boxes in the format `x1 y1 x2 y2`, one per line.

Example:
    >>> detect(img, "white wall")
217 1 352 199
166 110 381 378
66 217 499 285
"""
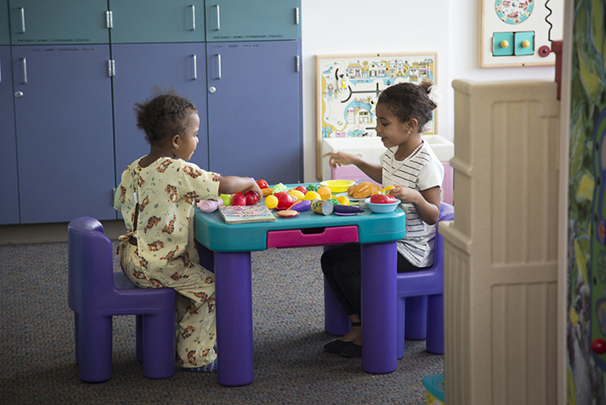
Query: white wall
302 0 558 182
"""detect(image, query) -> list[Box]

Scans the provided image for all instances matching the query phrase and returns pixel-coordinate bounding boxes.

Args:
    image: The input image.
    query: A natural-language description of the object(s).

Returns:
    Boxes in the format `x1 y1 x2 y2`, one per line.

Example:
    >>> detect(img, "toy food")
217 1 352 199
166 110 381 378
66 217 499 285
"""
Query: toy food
245 190 259 205
311 199 333 215
334 205 364 214
272 183 287 194
288 189 306 201
303 191 321 201
306 184 320 192
232 194 246 206
347 181 379 199
370 193 397 204
256 179 269 189
264 195 279 209
336 195 350 205
276 209 299 218
197 199 223 213
261 188 273 197
219 194 233 206
274 191 293 210
294 185 308 194
289 200 312 212
317 186 332 200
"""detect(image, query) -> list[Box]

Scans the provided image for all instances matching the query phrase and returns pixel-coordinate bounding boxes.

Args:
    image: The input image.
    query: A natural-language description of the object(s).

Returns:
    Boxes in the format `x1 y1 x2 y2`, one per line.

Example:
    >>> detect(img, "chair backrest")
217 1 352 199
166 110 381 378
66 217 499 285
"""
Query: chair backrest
68 216 116 312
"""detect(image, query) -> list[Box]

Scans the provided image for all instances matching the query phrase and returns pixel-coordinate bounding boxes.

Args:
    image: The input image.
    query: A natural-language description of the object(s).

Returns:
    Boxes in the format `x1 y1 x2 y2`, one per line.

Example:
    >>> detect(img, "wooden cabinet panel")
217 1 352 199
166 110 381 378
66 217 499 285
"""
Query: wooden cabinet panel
9 0 109 45
109 0 205 44
0 46 19 224
112 43 209 184
207 40 302 184
12 46 115 223
206 0 300 42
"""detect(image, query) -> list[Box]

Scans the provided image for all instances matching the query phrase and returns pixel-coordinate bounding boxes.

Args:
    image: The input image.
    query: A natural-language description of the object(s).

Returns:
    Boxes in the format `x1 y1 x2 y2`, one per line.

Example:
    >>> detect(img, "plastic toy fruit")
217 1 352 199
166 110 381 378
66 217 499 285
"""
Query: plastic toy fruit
245 190 259 205
295 185 308 194
288 189 305 201
317 186 332 200
256 179 269 189
273 191 293 210
303 191 321 201
272 183 287 194
591 338 606 354
264 195 279 209
232 194 247 206
370 194 397 204
336 195 350 205
219 194 233 206
261 188 273 197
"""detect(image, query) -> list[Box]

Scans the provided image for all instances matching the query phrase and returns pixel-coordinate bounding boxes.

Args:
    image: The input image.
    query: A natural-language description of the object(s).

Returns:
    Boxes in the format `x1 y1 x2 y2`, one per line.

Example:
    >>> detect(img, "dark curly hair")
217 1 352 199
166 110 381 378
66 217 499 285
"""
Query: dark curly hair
134 89 197 145
377 80 437 132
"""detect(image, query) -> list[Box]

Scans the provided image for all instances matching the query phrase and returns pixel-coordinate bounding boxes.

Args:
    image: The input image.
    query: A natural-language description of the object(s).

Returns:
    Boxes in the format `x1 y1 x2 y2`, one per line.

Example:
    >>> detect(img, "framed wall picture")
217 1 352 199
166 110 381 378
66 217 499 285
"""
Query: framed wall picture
315 52 438 178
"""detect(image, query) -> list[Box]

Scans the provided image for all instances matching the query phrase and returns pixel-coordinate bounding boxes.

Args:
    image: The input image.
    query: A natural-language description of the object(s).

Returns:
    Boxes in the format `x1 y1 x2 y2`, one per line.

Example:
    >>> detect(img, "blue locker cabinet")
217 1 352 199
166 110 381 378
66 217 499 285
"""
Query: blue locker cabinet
0 46 19 224
206 0 301 42
9 0 109 45
12 46 115 223
109 0 205 44
1 0 10 45
112 43 209 188
206 40 303 184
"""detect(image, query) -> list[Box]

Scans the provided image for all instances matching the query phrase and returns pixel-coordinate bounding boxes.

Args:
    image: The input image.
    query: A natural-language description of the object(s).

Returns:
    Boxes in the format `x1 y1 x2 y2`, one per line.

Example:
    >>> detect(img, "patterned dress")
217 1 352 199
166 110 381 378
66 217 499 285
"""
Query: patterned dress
114 156 221 368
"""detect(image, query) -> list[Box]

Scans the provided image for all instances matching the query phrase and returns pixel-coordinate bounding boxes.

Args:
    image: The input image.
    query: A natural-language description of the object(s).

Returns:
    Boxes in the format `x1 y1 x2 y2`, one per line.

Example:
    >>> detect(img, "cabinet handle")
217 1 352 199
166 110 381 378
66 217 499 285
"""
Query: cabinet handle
215 5 221 31
22 58 28 84
19 7 26 33
295 8 300 25
190 5 196 31
295 55 300 73
192 54 198 80
217 53 222 79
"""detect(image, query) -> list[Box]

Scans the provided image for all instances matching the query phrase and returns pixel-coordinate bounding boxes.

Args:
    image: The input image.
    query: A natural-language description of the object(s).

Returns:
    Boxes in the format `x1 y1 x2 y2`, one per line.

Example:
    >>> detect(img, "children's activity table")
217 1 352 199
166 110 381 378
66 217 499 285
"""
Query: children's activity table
194 195 406 386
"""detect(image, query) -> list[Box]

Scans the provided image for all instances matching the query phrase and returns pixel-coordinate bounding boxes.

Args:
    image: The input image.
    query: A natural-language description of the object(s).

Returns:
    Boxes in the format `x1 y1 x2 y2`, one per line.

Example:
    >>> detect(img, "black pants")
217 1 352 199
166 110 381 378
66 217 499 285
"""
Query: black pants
321 243 424 318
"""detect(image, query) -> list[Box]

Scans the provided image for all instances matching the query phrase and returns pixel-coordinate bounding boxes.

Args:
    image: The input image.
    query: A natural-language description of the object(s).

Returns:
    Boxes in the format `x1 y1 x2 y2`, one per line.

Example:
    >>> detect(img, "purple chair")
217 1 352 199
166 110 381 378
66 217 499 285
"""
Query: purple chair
68 217 176 382
323 203 454 359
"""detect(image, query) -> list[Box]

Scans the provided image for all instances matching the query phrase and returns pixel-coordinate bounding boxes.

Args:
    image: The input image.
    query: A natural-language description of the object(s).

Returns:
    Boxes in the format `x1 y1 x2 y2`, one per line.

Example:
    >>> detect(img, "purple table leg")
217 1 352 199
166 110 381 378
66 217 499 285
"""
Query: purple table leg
214 251 254 386
360 241 398 373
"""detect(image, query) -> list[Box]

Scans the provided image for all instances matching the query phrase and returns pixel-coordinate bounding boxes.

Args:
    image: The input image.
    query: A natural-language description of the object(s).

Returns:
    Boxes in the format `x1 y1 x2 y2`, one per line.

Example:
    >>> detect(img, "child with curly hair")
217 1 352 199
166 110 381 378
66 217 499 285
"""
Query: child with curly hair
114 90 262 372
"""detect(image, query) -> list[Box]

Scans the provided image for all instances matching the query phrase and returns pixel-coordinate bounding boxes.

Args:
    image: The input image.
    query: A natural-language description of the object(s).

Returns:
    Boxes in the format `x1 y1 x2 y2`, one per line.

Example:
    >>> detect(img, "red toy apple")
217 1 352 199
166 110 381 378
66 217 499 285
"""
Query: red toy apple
591 338 606 355
295 185 308 195
274 191 293 210
256 179 269 189
245 190 260 205
232 194 247 206
370 193 397 204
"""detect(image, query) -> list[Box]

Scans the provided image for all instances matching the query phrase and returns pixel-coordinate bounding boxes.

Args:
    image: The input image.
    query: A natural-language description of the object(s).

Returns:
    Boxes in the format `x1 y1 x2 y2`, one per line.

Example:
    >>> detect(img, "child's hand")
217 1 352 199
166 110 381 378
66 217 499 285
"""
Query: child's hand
388 185 419 204
322 152 357 168
246 181 263 201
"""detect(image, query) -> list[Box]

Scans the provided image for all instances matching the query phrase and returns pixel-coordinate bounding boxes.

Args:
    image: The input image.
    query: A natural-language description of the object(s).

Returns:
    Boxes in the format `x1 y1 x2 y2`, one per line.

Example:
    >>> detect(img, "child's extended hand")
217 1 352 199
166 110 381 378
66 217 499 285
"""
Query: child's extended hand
322 152 358 168
219 176 263 200
387 185 420 204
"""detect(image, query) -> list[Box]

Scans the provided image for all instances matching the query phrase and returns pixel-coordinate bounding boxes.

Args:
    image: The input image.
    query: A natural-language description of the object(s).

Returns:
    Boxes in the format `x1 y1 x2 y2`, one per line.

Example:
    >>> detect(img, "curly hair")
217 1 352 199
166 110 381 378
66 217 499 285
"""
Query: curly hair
134 89 197 145
377 80 437 132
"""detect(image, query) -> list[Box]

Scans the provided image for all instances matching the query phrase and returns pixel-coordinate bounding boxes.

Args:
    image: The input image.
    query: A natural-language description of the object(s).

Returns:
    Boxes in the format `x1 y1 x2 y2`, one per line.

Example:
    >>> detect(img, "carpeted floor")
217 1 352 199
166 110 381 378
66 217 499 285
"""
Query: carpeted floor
0 241 443 404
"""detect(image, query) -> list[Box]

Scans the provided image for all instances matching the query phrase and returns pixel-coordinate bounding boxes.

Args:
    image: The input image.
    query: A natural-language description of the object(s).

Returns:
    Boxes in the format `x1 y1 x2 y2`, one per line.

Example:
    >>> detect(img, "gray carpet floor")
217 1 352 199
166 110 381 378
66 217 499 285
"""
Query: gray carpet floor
0 241 443 404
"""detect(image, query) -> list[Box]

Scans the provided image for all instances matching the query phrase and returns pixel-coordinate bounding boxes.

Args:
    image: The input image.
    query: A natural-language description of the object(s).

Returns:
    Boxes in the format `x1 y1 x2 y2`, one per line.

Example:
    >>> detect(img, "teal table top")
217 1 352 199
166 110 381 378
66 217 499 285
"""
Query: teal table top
194 195 406 252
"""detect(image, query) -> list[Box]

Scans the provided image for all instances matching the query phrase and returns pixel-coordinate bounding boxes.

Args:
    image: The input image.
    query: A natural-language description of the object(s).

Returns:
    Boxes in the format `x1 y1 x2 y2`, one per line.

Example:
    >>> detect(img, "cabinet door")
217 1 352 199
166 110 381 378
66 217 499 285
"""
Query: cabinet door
0 46 19 224
109 0 205 44
9 0 109 45
1 0 9 45
206 0 301 42
12 45 115 223
207 40 302 184
112 43 209 185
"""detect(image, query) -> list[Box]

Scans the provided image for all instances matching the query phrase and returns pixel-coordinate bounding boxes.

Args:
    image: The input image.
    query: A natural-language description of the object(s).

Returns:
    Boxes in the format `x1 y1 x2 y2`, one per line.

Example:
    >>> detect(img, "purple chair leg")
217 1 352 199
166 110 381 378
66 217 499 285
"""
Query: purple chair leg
397 297 405 359
361 242 397 374
426 294 444 354
405 296 428 340
79 315 113 382
74 313 80 364
323 278 351 336
215 251 254 386
142 311 176 379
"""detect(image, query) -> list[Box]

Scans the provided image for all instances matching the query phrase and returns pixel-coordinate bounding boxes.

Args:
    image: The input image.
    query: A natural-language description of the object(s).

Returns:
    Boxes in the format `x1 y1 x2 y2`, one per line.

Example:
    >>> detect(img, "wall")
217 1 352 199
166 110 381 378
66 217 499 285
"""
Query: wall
302 0 558 182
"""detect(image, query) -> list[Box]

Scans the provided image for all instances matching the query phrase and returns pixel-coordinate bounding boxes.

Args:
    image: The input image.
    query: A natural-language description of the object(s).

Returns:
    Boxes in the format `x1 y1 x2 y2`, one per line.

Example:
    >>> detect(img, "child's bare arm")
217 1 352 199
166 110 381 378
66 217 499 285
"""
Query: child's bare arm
218 176 263 200
322 151 383 184
389 185 441 225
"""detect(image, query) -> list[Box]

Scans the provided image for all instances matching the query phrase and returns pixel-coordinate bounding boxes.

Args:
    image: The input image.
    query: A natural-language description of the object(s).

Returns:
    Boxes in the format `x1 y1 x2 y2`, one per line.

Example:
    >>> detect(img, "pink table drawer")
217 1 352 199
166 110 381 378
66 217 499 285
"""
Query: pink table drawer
266 226 359 249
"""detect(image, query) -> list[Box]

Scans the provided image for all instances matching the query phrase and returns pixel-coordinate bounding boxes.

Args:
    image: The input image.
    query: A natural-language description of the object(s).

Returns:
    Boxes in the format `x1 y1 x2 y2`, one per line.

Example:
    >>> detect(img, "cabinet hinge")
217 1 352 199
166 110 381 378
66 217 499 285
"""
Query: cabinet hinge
105 11 113 29
107 60 115 77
